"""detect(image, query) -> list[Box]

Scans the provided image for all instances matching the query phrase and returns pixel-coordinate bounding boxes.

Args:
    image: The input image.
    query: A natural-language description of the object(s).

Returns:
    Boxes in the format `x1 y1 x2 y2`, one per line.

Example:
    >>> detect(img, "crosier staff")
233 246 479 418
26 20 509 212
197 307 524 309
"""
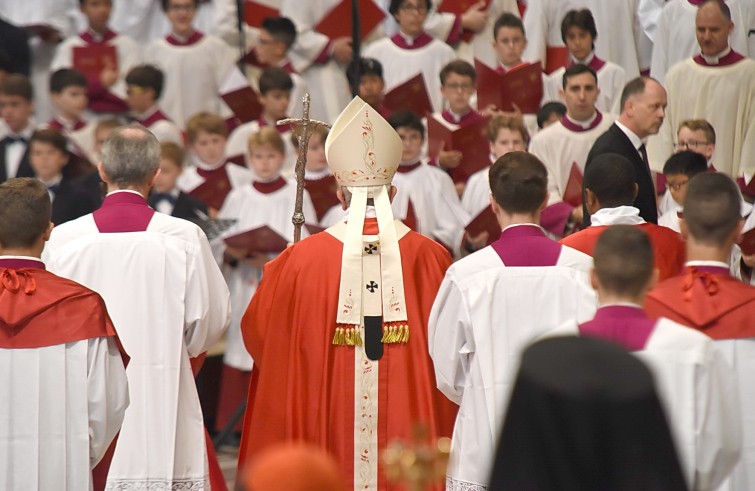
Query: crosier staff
277 93 331 243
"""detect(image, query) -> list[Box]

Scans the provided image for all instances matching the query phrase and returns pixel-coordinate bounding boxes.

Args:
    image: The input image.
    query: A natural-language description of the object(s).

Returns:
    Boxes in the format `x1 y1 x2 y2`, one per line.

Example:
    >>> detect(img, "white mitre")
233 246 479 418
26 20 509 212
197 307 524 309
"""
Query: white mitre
325 96 409 345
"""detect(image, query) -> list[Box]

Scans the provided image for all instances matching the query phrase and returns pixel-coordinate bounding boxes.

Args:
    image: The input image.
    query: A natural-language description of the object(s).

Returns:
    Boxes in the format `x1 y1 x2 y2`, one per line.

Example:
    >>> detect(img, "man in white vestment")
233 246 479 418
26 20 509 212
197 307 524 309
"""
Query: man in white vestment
0 178 128 491
647 0 755 183
428 151 597 491
44 125 231 490
547 225 741 491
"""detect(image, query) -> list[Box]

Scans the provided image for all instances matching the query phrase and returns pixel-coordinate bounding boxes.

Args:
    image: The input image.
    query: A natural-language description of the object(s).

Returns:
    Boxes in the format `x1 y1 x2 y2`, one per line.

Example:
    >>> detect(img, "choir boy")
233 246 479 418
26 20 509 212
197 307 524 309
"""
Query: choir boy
51 0 142 116
428 151 596 490
645 172 755 491
544 9 625 114
225 67 296 175
386 111 469 258
363 0 456 112
125 64 182 144
46 69 97 162
149 141 208 221
535 101 565 130
547 225 740 491
214 127 315 435
658 151 709 233
177 111 254 216
0 74 35 182
0 177 129 490
296 125 342 225
348 57 390 119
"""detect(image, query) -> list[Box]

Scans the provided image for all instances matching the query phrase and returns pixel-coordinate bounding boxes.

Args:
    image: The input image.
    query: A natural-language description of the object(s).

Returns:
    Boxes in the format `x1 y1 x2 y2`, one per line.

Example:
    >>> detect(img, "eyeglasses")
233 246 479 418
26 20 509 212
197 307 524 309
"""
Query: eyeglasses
399 3 428 13
665 179 689 191
443 83 475 92
673 140 710 150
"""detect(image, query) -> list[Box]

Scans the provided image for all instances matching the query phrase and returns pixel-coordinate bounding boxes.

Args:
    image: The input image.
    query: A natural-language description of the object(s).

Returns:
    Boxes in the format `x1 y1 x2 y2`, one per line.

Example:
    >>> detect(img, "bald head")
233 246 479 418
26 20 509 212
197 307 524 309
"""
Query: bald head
101 124 160 188
696 0 733 56
618 77 667 139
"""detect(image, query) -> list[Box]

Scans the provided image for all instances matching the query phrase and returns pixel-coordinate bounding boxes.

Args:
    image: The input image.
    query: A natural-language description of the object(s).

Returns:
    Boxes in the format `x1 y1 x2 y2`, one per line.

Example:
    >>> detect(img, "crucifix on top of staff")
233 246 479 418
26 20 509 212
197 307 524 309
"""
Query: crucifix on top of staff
277 93 332 244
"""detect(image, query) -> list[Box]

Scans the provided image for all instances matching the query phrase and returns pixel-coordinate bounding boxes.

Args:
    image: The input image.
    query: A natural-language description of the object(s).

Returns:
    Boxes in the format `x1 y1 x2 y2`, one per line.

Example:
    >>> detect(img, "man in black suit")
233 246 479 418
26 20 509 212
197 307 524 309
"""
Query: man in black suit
0 74 35 183
584 77 667 226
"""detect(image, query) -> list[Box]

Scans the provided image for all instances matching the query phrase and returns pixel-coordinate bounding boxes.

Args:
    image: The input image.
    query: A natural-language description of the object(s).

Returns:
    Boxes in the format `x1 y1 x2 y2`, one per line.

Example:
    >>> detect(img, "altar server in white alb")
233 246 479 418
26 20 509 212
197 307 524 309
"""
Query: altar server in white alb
529 64 614 236
364 0 456 113
649 0 749 84
544 9 626 114
43 125 231 490
647 0 755 183
0 178 128 491
547 225 741 491
428 151 597 491
522 0 644 78
51 0 142 117
143 0 237 126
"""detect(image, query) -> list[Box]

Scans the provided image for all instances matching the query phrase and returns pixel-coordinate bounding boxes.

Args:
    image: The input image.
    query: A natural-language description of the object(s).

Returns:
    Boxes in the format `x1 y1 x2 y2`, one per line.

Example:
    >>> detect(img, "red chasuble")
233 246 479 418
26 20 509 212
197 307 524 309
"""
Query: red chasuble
560 223 685 281
237 219 458 490
645 266 755 340
0 259 116 348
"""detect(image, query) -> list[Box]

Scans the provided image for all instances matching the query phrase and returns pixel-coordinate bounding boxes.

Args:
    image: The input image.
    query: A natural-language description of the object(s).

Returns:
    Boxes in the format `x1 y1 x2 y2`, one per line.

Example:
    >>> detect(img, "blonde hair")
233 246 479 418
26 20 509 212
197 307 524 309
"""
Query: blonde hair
160 141 185 168
248 127 285 155
186 112 228 143
488 115 529 146
678 119 716 144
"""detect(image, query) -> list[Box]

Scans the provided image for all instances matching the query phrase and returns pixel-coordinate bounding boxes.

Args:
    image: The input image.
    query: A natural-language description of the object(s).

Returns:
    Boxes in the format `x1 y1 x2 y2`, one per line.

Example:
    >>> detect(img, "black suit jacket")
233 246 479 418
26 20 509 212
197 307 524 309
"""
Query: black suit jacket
51 177 99 225
0 140 33 183
148 191 208 221
584 123 658 226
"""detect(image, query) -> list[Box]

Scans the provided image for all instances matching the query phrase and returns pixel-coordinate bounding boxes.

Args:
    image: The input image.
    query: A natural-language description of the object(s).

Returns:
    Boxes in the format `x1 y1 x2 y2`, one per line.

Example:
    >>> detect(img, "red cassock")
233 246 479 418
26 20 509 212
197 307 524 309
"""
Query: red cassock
237 219 458 490
645 266 755 339
560 223 686 281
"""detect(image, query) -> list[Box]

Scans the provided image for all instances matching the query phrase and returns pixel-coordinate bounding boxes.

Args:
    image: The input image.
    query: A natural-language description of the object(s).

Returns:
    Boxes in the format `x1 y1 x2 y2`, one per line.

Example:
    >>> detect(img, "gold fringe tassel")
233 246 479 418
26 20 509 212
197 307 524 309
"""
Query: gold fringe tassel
332 325 364 346
381 322 410 345
333 323 408 346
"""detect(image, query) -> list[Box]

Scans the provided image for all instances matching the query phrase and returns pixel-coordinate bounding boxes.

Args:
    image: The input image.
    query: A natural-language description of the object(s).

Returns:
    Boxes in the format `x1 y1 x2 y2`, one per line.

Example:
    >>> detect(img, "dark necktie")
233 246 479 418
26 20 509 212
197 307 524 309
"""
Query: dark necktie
153 193 177 207
2 135 27 145
47 183 60 195
638 144 651 176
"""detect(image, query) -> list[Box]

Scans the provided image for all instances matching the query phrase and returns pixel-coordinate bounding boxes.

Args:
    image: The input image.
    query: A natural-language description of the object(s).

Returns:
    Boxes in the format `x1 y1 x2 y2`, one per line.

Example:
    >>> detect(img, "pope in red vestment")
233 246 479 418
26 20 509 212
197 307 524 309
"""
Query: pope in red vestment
237 97 458 491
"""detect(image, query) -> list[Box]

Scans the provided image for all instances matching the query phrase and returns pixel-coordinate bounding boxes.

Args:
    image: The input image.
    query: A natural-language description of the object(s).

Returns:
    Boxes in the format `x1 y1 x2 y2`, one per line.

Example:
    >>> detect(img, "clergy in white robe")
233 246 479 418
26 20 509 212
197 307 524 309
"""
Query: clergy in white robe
0 177 129 491
522 0 644 78
428 151 597 490
43 125 231 490
646 2 755 181
649 0 749 84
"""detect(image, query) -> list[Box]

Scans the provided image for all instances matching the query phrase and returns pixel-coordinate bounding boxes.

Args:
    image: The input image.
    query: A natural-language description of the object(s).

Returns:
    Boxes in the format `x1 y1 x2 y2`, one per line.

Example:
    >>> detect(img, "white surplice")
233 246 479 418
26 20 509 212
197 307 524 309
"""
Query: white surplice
546 318 741 491
461 165 491 218
43 209 231 490
428 240 597 490
0 337 128 491
391 162 470 257
215 180 315 371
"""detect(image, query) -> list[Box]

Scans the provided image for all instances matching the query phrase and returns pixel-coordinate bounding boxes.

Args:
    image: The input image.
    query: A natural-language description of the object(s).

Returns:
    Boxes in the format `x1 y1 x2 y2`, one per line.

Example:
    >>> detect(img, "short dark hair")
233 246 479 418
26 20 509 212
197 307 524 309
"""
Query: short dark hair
439 59 476 85
536 101 566 129
594 225 654 297
388 110 425 138
493 12 525 40
347 57 384 88
662 151 708 177
389 0 432 16
259 67 294 94
561 63 597 89
49 68 87 94
30 128 69 154
0 178 51 249
125 65 165 99
700 0 731 21
560 9 598 44
161 0 198 12
683 173 741 247
619 76 660 113
489 151 548 214
261 16 297 48
0 73 33 100
584 153 636 208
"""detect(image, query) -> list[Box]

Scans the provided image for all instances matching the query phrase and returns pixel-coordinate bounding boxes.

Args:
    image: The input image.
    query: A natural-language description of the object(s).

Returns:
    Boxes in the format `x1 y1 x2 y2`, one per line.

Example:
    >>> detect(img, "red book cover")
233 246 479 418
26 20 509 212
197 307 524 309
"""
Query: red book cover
315 0 385 41
244 1 280 28
304 176 340 221
224 225 289 253
465 207 499 247
427 116 490 184
562 162 583 208
475 60 543 114
383 74 433 119
740 229 755 256
72 45 118 82
188 171 233 210
544 45 569 74
438 0 492 42
221 86 263 123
